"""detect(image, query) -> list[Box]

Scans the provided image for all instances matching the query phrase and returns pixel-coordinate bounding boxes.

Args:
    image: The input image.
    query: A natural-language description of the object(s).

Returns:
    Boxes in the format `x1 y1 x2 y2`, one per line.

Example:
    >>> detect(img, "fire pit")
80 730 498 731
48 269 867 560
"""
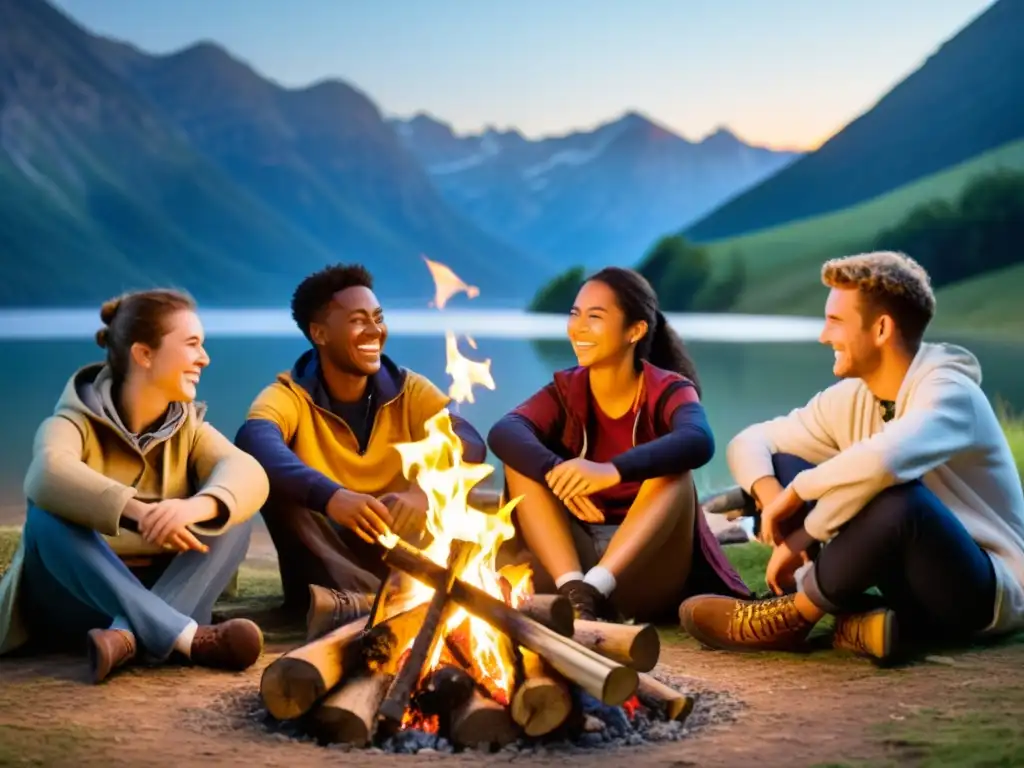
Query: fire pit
256 411 703 753
249 262 724 753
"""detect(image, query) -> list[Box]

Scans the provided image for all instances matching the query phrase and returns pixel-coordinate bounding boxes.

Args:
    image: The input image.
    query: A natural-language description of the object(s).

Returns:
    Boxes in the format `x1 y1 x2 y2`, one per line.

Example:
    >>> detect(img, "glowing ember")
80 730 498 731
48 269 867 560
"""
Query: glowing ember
423 256 480 309
376 258 531 719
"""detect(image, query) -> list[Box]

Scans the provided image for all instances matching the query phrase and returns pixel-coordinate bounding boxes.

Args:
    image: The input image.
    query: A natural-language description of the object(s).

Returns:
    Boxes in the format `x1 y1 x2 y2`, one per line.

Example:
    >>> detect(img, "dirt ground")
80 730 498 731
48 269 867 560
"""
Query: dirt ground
2 517 1024 767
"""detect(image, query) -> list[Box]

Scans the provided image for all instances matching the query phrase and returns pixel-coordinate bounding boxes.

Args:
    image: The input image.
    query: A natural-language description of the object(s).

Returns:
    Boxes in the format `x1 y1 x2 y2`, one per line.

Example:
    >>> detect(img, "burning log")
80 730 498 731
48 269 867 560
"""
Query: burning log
510 648 572 737
362 603 431 673
259 616 369 721
636 673 694 722
518 594 574 637
377 541 477 727
414 663 476 718
314 669 392 746
451 687 519 749
382 539 638 706
572 620 660 672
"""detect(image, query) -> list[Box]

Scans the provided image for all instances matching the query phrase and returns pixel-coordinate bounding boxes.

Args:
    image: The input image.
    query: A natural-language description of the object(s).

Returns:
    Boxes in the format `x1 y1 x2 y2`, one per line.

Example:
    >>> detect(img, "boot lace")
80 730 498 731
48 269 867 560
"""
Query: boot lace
731 597 805 642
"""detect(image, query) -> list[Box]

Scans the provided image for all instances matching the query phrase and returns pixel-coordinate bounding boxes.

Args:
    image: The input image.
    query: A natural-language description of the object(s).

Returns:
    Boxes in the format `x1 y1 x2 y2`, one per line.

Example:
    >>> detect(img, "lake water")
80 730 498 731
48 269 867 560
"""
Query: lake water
2 309 1023 513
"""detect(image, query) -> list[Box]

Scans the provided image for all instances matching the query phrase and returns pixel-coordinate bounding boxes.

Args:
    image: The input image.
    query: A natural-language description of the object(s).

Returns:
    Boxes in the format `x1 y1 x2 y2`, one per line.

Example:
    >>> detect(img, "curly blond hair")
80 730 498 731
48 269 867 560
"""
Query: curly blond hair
821 251 936 346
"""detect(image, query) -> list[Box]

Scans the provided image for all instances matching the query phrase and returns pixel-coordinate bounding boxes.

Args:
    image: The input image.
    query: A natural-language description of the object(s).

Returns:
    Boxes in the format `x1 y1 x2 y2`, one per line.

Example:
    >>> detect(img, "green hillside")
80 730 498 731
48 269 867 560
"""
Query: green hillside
685 0 1024 241
931 262 1024 335
702 138 1024 319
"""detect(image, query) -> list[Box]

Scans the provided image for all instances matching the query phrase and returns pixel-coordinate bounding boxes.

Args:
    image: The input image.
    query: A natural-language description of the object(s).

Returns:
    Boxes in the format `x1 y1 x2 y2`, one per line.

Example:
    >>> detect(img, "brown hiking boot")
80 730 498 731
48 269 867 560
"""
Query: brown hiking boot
306 585 373 640
190 619 264 671
86 628 137 683
679 593 814 652
833 608 898 662
558 580 603 622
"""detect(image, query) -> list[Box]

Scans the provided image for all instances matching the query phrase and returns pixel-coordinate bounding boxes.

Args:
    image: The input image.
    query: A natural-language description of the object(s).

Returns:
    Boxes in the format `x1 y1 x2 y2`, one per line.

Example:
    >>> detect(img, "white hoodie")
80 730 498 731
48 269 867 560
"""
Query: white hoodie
727 342 1024 635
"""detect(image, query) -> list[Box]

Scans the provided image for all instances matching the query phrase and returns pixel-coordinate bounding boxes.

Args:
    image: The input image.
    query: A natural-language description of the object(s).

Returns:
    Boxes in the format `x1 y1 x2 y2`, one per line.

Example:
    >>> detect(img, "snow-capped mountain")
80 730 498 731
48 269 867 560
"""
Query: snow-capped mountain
391 111 802 270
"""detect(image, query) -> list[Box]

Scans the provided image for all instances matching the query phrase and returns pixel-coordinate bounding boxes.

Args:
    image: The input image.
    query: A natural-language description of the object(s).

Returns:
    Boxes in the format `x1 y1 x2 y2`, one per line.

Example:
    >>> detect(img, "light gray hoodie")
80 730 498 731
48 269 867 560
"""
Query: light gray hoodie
727 342 1024 635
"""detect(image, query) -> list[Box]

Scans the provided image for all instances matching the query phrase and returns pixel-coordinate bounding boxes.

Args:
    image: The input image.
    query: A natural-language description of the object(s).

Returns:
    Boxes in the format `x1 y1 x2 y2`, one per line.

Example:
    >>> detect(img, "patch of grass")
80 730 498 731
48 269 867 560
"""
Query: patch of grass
0 723 103 766
723 540 772 595
0 526 19 579
999 408 1024 480
867 685 1024 768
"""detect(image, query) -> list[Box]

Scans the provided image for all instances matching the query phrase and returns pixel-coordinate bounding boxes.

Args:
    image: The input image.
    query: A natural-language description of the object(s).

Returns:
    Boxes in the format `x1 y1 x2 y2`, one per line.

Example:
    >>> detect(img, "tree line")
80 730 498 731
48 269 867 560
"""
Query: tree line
529 168 1024 313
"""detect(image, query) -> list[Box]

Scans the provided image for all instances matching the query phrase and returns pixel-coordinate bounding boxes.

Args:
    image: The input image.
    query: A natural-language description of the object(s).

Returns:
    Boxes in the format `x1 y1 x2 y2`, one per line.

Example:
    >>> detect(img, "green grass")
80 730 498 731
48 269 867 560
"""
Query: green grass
700 137 1024 324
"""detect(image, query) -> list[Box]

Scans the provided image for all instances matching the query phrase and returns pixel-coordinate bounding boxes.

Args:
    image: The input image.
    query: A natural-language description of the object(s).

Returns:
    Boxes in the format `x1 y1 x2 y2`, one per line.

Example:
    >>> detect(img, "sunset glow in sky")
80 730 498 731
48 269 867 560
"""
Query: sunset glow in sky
54 0 995 150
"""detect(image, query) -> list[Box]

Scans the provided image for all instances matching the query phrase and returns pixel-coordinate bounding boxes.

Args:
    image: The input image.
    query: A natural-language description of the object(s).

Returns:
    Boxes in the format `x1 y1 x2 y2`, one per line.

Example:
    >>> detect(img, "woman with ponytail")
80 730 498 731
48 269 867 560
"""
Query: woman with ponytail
0 290 270 683
489 267 750 622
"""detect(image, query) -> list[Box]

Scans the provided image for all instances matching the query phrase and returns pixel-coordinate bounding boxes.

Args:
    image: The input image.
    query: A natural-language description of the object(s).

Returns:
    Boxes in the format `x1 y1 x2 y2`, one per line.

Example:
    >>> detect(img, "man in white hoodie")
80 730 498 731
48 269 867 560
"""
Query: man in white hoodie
679 251 1024 662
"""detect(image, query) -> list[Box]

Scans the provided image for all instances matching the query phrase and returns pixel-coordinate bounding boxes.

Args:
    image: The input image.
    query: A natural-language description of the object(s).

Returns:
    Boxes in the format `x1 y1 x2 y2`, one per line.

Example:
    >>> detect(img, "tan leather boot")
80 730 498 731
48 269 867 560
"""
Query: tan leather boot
679 593 814 652
306 585 373 641
86 628 137 684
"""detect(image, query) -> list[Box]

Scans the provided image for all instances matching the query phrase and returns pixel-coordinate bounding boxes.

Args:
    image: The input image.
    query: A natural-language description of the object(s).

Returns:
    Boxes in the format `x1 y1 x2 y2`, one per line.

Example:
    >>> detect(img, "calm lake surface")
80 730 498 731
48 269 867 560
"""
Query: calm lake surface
2 309 1023 512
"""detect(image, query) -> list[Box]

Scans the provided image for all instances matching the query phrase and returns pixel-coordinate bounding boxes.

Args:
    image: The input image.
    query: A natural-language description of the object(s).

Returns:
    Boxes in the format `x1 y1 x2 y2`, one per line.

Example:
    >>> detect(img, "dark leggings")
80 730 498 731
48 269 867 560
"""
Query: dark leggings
772 453 997 643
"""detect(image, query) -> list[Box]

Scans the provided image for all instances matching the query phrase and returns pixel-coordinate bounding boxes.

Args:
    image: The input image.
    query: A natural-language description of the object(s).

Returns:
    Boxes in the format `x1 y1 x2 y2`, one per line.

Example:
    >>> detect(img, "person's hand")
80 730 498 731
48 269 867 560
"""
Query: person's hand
380 487 429 542
765 538 804 595
138 497 216 552
760 484 805 546
751 476 784 511
545 459 620 501
327 488 394 544
565 495 605 524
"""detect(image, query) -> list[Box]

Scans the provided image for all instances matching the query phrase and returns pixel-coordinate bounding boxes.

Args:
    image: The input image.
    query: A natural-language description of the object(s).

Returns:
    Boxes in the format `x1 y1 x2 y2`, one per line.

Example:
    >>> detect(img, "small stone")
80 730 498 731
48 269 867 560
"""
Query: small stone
367 747 384 754
578 733 605 749
583 714 605 732
418 748 437 755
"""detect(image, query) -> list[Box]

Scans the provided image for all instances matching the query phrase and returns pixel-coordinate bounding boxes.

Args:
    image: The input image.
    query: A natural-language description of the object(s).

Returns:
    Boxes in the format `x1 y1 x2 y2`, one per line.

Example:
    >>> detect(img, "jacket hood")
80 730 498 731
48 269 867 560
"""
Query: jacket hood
904 342 983 389
283 348 409 409
57 363 197 451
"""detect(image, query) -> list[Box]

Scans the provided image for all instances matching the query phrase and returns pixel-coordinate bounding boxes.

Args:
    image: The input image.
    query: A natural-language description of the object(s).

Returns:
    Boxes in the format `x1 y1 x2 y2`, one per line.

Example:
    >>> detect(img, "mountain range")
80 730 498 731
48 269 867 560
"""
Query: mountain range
684 0 1024 242
0 0 544 307
391 112 799 270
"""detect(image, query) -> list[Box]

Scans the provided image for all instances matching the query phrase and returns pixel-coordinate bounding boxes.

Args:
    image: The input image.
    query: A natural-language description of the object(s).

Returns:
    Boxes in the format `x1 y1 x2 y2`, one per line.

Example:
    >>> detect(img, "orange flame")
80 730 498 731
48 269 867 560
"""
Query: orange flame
376 258 531 709
423 256 480 309
445 331 495 404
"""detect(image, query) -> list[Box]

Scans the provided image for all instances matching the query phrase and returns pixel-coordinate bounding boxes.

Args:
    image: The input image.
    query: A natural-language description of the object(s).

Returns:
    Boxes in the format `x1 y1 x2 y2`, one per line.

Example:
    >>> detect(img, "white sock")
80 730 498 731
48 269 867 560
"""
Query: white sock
554 571 584 589
173 620 198 658
583 566 617 597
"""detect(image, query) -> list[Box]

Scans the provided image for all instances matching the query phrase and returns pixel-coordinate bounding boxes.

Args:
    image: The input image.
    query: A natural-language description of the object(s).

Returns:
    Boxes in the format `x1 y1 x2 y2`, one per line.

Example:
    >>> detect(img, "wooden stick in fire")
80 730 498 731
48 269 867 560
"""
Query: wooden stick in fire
572 619 660 672
259 616 370 721
310 604 432 744
510 648 572 737
637 673 695 722
381 538 638 706
376 539 478 727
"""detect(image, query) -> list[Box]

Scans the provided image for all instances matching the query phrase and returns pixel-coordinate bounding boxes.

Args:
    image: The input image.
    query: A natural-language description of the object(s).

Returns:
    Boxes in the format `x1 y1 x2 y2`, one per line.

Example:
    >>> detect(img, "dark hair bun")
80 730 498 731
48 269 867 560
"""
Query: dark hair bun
99 297 123 326
95 328 109 349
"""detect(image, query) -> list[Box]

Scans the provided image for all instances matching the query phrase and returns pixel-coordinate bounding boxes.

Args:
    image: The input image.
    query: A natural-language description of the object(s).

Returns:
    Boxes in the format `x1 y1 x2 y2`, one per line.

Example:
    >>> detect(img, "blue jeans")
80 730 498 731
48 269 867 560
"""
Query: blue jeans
20 504 251 660
771 454 997 642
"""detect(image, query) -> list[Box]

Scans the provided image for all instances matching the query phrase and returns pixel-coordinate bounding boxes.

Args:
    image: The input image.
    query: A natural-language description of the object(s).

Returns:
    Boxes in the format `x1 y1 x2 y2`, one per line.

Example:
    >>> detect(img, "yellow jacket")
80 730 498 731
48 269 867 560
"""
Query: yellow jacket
235 351 486 512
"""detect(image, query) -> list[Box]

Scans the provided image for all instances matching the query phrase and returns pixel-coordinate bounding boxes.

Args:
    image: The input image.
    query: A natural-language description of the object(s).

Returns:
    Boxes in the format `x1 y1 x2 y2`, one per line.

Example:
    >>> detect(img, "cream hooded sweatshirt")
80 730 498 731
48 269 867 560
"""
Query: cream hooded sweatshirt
727 342 1024 635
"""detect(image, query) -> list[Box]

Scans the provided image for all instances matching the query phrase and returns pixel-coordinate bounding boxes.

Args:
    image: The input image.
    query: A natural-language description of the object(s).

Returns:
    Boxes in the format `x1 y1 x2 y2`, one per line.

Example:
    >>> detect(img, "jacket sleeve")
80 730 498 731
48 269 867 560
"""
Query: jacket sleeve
610 383 715 482
797 373 977 541
22 415 136 536
487 383 566 483
188 421 270 534
235 382 343 513
726 383 846 495
406 373 487 464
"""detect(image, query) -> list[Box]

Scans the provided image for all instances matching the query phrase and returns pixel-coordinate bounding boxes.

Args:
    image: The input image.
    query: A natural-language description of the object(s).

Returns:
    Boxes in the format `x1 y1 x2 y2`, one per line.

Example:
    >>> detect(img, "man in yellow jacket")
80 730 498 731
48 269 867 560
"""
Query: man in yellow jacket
235 264 486 633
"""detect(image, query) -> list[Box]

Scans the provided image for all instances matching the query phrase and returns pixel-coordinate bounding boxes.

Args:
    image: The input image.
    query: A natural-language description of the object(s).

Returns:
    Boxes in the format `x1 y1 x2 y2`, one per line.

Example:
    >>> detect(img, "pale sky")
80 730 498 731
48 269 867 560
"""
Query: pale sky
54 0 996 150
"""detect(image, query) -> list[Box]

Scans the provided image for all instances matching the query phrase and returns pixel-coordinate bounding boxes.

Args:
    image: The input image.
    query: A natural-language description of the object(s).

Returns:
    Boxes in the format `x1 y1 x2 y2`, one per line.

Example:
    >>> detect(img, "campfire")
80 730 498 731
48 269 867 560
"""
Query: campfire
256 261 697 752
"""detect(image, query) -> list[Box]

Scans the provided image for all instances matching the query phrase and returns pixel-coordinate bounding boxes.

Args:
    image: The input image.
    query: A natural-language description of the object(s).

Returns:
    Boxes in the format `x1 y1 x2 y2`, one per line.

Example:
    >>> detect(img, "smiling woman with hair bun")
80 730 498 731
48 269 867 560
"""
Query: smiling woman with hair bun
0 288 271 684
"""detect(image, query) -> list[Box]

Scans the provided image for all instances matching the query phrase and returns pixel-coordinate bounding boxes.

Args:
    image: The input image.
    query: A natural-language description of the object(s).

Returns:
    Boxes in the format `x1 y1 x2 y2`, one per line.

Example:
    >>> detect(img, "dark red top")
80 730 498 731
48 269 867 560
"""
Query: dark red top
587 396 642 520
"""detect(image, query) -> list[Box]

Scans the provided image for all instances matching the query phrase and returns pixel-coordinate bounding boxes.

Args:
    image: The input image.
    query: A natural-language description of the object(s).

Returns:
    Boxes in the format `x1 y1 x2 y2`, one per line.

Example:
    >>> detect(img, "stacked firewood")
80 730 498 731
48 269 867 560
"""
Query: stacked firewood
259 538 692 749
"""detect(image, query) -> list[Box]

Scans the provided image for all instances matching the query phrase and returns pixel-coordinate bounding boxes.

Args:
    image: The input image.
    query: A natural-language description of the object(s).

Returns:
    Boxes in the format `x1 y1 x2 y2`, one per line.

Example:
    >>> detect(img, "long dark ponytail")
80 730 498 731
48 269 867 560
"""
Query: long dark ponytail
587 266 702 396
